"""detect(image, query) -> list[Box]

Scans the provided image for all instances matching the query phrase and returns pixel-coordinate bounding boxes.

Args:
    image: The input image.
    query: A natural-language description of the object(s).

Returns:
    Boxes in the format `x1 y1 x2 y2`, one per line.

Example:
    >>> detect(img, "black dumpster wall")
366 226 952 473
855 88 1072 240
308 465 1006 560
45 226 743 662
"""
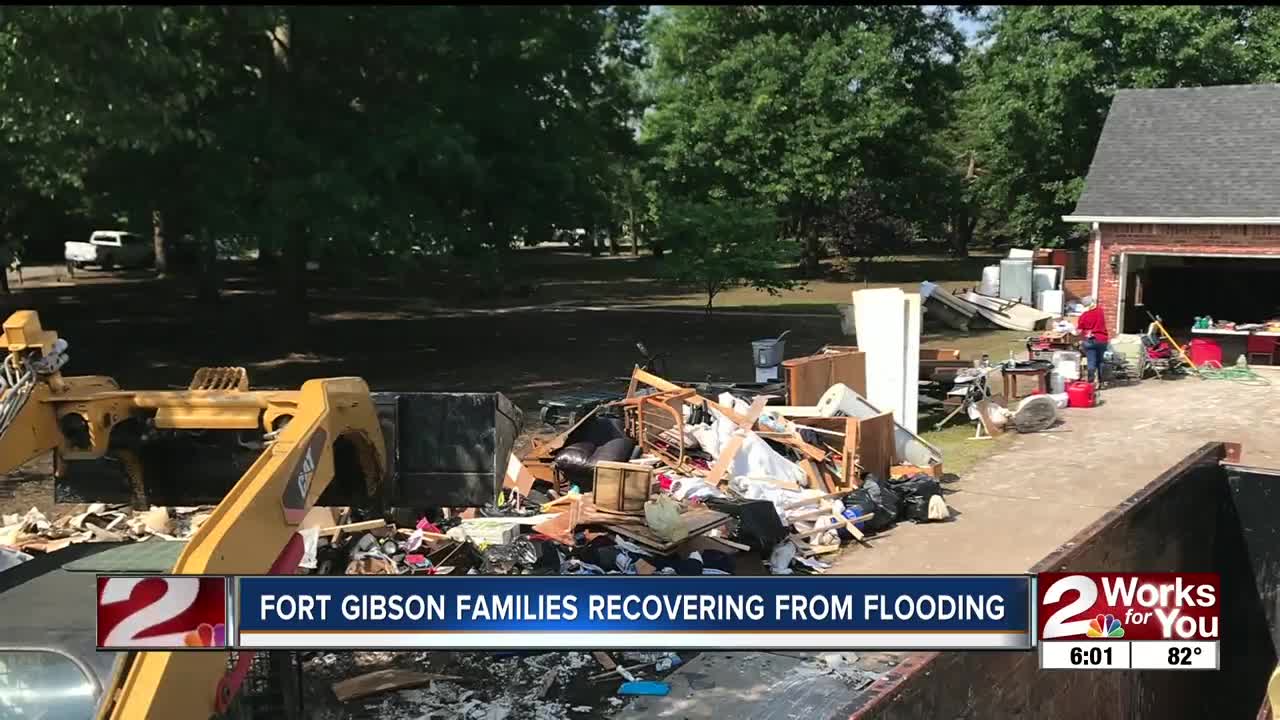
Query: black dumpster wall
844 442 1280 720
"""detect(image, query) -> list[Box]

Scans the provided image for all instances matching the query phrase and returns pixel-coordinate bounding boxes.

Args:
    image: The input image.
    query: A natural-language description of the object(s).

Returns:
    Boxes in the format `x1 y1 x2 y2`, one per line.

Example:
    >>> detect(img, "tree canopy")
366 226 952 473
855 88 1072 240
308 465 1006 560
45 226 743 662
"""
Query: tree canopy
4 5 1280 314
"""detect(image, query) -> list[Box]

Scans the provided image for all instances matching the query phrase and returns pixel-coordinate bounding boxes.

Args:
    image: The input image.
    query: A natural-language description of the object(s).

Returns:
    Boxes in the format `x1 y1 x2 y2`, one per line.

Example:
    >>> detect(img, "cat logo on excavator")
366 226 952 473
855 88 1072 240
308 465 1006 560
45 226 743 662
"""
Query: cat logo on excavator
282 429 326 524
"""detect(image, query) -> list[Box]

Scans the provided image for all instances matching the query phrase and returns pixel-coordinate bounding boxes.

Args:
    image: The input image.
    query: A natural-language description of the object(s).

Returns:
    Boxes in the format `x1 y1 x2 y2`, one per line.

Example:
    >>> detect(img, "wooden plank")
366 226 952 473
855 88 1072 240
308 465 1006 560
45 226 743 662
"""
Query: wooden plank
804 458 836 493
856 412 895 481
841 417 859 488
703 397 769 487
782 355 831 407
332 669 464 703
828 350 867 399
783 490 858 509
593 652 617 671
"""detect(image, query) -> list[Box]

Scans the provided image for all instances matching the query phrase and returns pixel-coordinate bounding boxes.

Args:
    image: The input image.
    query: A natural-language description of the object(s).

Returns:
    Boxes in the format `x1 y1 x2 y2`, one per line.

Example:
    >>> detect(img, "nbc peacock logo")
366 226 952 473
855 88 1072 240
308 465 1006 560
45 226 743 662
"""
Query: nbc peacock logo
1086 614 1124 638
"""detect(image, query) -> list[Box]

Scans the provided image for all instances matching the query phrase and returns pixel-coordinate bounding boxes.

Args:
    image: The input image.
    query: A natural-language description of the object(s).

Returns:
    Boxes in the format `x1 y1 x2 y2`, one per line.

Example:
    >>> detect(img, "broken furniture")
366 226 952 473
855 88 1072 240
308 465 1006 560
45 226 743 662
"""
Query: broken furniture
593 461 653 513
851 288 921 434
781 345 867 405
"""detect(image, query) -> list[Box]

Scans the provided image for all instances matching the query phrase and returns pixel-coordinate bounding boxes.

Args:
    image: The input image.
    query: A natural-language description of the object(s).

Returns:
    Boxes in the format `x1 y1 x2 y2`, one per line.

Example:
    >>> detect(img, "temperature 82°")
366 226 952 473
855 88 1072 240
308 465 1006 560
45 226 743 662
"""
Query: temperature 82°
1168 645 1203 666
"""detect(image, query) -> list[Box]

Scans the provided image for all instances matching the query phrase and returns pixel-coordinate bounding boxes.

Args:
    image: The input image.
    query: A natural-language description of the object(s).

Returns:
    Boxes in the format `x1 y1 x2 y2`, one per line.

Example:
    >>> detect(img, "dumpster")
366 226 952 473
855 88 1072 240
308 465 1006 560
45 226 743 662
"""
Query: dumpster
844 442 1280 720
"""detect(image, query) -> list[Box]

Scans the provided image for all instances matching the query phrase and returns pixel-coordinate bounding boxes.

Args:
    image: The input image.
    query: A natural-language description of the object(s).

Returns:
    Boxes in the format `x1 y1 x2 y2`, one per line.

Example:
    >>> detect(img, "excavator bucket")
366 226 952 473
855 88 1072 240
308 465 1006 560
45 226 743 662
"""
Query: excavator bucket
55 391 523 509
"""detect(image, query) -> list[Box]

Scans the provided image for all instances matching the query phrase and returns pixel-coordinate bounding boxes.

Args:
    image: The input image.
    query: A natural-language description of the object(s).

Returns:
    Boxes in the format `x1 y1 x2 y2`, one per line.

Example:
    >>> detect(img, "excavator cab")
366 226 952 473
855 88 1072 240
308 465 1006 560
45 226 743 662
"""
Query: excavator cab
0 310 521 718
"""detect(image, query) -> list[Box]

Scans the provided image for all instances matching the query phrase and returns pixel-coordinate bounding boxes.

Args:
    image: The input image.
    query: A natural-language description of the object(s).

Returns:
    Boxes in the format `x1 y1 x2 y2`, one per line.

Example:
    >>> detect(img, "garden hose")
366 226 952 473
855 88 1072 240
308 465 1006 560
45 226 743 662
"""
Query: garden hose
1195 360 1273 386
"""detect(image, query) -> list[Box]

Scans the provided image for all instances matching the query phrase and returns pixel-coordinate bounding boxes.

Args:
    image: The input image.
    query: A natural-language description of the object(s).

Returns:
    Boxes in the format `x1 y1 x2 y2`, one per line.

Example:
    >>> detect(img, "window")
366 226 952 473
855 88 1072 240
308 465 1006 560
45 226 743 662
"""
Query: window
0 650 97 719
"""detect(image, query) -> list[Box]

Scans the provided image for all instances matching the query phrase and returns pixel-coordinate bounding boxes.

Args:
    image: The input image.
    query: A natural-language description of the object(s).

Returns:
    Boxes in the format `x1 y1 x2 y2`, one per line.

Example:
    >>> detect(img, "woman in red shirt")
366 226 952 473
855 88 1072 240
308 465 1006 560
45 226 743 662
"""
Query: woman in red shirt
1076 295 1109 384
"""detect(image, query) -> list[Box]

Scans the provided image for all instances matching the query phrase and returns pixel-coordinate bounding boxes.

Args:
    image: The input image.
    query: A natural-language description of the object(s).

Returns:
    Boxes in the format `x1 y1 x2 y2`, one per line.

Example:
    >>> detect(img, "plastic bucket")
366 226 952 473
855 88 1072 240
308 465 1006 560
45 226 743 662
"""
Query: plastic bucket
838 304 856 336
752 339 787 368
1066 380 1096 408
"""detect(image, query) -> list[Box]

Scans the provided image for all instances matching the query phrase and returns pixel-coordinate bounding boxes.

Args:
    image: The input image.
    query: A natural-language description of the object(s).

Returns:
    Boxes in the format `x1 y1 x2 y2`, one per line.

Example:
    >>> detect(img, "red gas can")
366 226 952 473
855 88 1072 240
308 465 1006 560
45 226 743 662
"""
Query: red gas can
1188 338 1223 367
1066 380 1096 408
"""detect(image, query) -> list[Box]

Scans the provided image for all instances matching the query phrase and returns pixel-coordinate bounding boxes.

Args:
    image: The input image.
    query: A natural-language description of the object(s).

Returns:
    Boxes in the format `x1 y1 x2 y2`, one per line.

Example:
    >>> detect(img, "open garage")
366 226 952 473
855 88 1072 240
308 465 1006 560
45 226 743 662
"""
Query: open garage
1064 84 1280 357
1119 253 1280 334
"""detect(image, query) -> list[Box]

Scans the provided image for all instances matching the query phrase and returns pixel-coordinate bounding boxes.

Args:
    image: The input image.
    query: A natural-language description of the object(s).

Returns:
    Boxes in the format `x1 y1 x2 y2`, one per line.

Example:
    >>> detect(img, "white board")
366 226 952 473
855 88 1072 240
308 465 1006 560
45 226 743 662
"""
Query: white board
903 293 921 434
852 288 905 431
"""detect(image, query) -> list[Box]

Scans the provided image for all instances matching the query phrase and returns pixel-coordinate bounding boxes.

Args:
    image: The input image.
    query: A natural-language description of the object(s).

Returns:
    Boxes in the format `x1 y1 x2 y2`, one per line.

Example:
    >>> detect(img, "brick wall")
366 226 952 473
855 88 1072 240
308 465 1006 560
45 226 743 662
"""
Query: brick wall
1088 223 1280 332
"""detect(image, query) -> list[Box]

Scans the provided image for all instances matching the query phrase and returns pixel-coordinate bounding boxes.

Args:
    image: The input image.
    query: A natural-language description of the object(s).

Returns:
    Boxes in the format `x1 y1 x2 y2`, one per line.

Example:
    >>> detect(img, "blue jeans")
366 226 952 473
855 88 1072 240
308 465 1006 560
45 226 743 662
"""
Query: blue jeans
1083 337 1107 383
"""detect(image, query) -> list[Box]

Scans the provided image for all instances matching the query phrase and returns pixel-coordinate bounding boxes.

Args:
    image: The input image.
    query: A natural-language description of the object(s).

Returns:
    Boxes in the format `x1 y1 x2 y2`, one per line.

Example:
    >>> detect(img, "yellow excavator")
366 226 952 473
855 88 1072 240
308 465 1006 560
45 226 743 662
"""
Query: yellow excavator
0 309 519 719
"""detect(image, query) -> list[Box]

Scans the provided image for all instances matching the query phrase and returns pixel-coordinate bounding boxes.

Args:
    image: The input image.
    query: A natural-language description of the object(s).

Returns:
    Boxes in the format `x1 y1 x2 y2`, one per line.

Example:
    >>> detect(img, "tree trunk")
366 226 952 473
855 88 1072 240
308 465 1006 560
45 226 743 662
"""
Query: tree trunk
196 230 220 305
587 225 600 257
802 227 821 278
651 238 664 259
278 222 309 336
152 208 168 277
0 262 9 295
629 206 639 257
947 210 975 258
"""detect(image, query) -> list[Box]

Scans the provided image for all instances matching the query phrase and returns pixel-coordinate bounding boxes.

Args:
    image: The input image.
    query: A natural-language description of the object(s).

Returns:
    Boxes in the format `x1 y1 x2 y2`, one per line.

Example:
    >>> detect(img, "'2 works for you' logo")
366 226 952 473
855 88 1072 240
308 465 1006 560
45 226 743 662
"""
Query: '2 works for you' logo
1037 573 1219 642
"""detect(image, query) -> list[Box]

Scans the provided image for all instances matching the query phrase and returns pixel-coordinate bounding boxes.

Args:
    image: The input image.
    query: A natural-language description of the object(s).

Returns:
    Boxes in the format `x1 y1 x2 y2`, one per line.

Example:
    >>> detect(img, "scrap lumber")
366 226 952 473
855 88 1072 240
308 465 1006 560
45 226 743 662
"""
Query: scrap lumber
784 490 857 510
782 348 867 405
857 411 895 481
593 652 618 671
332 669 464 703
703 396 769 487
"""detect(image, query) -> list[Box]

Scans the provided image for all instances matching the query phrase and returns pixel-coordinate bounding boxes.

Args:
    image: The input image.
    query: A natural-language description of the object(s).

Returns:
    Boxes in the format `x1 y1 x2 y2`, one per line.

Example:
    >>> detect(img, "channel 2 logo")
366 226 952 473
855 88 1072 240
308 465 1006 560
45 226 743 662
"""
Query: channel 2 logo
1037 572 1219 642
97 576 228 650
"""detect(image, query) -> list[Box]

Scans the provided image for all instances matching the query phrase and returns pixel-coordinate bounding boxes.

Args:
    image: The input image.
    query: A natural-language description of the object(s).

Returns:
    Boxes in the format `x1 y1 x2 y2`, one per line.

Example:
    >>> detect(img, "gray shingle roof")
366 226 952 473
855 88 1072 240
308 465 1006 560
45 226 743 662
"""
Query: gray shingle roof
1068 84 1280 219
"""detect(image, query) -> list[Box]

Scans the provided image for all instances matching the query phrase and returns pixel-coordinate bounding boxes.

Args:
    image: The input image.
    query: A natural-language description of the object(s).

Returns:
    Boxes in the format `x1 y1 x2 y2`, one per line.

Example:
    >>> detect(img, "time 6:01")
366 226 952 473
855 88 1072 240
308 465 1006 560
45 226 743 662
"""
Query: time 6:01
1070 646 1114 665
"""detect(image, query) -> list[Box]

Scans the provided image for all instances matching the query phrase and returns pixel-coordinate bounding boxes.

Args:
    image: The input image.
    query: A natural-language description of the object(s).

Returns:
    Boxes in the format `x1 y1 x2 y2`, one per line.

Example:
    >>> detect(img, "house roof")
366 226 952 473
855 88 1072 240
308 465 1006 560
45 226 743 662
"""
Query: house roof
1065 84 1280 223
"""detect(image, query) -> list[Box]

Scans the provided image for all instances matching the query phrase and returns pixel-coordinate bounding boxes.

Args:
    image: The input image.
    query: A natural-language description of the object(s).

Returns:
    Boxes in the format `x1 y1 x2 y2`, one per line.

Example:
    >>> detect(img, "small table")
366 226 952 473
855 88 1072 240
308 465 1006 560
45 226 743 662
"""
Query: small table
1001 366 1050 401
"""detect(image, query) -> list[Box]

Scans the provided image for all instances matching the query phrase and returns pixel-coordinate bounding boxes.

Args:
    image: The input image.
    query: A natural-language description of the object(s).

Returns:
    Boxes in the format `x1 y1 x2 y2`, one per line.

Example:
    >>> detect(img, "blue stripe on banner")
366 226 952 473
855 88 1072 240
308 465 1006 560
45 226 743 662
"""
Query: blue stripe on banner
235 575 1030 638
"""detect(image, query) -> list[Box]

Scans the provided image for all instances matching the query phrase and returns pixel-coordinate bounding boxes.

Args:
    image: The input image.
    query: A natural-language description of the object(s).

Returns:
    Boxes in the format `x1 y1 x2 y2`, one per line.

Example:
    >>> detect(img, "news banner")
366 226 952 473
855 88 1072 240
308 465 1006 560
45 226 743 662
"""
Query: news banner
96 572 1219 669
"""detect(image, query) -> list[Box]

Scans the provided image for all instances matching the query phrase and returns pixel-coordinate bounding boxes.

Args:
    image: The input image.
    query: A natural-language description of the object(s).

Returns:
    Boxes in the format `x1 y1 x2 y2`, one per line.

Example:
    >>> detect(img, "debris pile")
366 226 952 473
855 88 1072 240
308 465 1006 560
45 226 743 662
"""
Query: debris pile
0 502 214 555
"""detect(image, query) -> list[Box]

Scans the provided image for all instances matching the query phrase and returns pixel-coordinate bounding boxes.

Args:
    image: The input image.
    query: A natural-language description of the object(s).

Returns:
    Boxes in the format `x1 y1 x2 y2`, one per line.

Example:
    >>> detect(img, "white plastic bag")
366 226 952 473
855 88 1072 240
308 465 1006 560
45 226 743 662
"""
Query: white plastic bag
644 496 688 543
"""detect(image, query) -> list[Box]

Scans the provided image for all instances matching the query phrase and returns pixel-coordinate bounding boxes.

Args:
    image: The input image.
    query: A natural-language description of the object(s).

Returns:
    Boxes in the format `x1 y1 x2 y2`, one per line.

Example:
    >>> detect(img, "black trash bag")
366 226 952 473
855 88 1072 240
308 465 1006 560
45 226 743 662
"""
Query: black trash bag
889 473 943 523
590 437 637 465
482 538 543 575
704 498 788 551
843 476 900 532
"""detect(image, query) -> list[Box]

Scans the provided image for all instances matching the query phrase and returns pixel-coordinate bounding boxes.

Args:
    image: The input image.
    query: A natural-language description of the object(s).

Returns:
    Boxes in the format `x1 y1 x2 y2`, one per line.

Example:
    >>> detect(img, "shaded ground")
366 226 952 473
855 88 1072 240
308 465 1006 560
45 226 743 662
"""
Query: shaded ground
0 256 1019 516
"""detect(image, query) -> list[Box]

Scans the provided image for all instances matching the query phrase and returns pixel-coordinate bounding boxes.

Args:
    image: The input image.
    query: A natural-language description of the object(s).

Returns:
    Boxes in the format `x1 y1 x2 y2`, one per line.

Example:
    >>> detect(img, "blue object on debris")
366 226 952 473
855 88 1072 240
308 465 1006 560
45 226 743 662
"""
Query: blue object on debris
618 681 671 696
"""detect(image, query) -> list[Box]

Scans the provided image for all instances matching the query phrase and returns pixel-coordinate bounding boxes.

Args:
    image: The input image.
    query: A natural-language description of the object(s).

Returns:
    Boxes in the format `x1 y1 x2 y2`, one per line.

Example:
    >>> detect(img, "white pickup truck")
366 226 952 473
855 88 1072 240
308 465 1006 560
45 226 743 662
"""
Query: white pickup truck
64 231 154 272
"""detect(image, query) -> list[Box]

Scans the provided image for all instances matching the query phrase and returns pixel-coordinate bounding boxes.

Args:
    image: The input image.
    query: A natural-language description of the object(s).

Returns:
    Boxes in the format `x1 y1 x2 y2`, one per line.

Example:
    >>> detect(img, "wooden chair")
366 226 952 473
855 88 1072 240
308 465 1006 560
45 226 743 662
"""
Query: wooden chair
1247 335 1279 366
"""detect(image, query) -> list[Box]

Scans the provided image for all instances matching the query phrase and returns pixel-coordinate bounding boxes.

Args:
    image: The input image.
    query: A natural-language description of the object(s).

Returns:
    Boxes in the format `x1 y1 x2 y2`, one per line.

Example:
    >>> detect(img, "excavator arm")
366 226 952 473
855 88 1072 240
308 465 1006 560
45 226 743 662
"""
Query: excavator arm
97 376 386 720
0 311 386 719
0 309 518 718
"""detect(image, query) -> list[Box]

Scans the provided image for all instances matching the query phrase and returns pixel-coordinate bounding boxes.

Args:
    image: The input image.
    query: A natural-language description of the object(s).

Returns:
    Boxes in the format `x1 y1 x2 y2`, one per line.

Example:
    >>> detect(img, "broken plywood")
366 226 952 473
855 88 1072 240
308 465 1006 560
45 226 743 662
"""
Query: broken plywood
857 411 895 482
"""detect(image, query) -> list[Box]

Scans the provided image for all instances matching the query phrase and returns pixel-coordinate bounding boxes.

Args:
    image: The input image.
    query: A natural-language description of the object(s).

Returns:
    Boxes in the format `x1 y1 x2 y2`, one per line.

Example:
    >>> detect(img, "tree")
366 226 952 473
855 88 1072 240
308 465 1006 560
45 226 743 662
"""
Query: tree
643 6 964 276
961 6 1275 246
657 198 798 314
820 187 912 286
